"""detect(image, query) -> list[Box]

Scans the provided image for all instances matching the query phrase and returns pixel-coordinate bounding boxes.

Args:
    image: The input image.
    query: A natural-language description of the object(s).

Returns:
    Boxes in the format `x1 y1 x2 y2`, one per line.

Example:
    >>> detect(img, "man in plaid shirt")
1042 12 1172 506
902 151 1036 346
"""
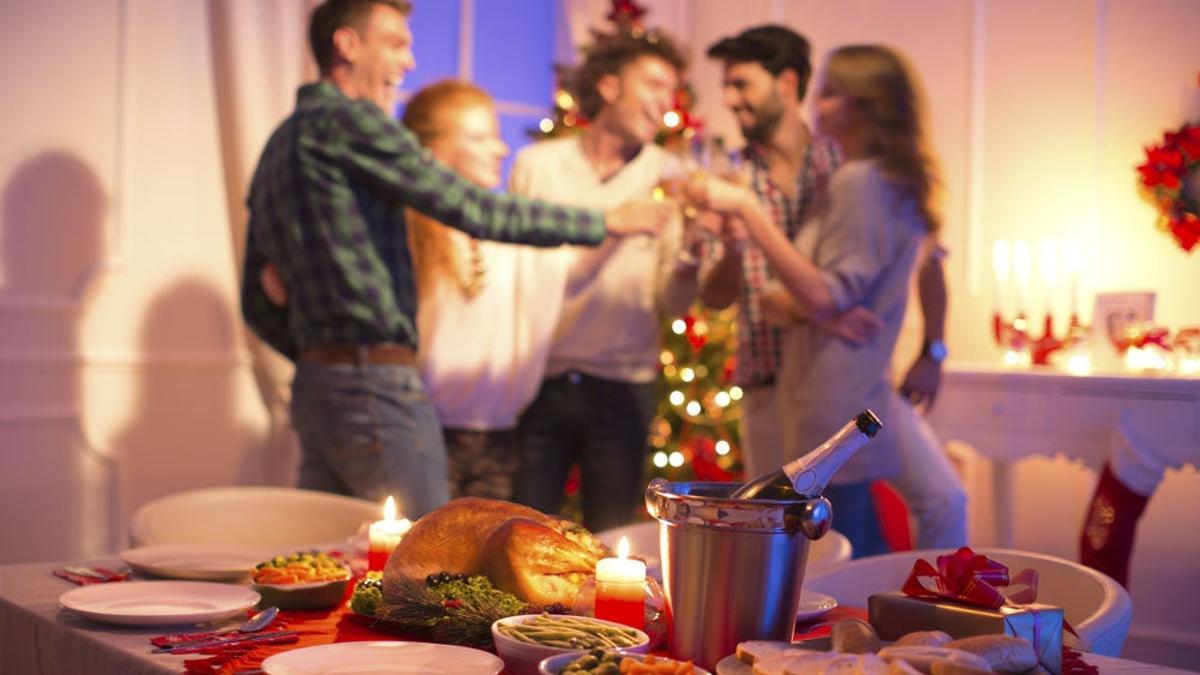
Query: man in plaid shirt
241 0 665 517
701 26 964 552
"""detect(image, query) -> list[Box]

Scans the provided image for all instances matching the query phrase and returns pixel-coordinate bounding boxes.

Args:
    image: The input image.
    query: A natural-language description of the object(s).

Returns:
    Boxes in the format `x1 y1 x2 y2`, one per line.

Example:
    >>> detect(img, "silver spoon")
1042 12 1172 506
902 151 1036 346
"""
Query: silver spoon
151 607 281 653
232 606 279 633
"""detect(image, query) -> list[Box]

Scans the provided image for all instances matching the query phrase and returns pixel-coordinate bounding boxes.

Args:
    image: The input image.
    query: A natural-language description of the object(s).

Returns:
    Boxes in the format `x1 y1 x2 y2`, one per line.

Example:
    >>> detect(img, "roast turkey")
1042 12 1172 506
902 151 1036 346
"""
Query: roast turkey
383 497 613 606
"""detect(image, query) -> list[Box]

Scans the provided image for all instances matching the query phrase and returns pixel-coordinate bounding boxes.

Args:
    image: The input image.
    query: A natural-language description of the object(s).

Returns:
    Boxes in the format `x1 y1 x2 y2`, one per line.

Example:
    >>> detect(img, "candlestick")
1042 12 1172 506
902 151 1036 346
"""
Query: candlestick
594 536 646 630
368 496 411 572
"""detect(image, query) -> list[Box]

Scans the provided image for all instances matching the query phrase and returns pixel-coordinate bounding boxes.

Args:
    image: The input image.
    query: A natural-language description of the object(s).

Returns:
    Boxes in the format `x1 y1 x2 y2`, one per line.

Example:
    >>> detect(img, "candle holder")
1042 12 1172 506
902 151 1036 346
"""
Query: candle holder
994 310 1090 368
993 310 1032 366
573 576 667 649
1032 314 1064 366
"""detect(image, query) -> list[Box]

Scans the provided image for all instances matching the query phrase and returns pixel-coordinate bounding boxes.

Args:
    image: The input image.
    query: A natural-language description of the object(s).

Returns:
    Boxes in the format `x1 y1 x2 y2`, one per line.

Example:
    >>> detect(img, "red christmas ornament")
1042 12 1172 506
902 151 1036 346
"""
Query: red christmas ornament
692 455 733 482
606 0 647 29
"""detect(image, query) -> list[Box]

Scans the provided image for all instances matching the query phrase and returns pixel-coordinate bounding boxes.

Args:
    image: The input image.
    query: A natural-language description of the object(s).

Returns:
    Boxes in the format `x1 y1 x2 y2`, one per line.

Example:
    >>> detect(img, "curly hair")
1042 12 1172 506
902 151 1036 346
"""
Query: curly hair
571 30 686 120
825 45 942 232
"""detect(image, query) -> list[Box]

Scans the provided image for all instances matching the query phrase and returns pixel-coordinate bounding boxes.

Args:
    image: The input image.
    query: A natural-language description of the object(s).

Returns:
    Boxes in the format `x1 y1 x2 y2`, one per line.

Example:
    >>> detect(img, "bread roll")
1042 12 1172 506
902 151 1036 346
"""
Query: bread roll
894 631 952 648
889 660 924 675
944 636 1037 673
757 651 888 675
876 646 992 675
738 641 792 665
929 662 994 675
753 650 827 675
831 619 882 654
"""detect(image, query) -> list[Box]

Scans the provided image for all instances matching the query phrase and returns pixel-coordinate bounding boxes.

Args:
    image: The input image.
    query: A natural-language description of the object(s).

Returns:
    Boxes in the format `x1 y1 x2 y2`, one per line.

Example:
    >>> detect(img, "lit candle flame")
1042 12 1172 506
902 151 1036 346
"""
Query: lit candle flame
617 535 631 559
383 496 397 521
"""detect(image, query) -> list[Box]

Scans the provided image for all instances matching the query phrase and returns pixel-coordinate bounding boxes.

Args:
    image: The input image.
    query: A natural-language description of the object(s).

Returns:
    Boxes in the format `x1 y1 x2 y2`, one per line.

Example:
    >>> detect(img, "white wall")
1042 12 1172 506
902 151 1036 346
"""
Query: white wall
0 0 272 562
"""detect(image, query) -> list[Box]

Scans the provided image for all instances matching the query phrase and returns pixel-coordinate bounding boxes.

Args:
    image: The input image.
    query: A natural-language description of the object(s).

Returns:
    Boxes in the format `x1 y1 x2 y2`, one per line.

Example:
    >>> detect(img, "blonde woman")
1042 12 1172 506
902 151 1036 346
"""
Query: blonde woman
695 45 961 555
402 80 572 500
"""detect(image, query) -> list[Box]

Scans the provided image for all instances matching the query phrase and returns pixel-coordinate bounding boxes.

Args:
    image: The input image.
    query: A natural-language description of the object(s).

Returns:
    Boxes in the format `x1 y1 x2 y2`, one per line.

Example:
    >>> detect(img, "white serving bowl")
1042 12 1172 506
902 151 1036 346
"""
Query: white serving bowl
492 615 649 675
539 651 712 675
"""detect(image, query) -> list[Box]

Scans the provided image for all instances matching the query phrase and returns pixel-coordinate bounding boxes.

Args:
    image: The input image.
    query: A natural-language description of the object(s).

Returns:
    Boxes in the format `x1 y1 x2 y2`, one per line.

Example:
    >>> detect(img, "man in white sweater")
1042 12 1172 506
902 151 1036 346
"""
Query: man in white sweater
510 30 700 532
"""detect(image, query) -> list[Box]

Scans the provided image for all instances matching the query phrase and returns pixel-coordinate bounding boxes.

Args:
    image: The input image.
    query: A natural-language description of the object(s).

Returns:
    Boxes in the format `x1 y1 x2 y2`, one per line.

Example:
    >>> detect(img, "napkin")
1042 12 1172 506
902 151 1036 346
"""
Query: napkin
52 566 131 585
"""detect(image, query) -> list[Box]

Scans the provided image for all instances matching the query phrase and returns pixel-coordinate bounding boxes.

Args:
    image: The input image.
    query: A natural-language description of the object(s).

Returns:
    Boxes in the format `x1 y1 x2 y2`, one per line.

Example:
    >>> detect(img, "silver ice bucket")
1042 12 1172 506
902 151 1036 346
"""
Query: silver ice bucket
644 479 832 669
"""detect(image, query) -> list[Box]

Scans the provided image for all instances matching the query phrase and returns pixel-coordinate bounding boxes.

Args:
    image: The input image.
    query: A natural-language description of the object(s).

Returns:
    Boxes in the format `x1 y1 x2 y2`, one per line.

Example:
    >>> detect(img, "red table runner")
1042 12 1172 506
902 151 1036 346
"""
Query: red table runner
178 607 412 674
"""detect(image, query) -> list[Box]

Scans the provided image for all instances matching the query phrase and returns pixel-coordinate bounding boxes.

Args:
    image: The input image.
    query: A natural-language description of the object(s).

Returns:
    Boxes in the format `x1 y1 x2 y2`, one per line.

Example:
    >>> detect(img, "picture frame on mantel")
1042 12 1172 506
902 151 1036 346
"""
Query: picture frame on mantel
1091 291 1156 365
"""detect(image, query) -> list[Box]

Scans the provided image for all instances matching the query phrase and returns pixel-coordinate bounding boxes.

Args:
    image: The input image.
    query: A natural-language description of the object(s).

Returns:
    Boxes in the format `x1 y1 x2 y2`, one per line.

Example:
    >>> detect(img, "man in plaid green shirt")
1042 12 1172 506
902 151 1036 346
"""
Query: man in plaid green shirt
241 0 665 517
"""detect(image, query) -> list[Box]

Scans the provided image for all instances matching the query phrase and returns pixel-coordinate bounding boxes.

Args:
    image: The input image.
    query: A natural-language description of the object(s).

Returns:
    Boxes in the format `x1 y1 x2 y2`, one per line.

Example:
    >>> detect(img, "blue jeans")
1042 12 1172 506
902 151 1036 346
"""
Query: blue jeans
513 372 656 533
290 361 448 518
824 482 889 558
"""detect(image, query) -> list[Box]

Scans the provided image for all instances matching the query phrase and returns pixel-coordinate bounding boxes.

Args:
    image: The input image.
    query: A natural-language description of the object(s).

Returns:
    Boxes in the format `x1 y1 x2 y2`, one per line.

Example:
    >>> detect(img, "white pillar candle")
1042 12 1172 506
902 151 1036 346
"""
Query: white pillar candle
1012 240 1032 314
1038 239 1058 321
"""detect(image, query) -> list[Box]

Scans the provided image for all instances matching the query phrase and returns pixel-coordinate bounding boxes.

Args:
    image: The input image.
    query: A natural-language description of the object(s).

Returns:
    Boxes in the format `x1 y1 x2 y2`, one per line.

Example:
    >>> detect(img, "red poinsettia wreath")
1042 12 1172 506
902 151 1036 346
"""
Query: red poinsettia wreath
1137 122 1200 252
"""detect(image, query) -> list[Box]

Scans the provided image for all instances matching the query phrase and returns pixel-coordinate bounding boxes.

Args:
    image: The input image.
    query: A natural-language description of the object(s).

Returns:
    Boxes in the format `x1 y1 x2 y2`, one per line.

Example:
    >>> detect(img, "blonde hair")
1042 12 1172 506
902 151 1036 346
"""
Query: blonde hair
401 80 496 300
825 45 941 232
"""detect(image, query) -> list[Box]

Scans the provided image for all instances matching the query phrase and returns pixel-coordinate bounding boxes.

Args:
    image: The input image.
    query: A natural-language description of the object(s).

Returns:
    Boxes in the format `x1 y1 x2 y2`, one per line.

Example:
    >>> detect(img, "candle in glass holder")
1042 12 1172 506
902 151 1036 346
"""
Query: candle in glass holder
368 496 411 572
594 535 645 631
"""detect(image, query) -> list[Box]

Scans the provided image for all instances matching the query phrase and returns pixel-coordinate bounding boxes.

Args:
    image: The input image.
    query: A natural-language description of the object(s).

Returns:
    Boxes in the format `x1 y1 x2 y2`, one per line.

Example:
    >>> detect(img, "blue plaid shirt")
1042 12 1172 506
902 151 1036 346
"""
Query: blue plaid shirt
241 82 605 360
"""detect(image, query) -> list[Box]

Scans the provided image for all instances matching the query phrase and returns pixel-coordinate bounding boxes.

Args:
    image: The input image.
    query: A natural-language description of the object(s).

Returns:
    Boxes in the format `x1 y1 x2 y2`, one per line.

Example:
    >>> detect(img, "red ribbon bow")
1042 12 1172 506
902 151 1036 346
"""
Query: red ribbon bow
902 547 1039 609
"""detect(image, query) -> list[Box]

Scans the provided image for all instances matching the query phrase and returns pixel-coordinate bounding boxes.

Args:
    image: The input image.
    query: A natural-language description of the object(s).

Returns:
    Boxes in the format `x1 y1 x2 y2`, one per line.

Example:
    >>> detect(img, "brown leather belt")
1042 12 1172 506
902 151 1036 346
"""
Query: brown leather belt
301 343 416 366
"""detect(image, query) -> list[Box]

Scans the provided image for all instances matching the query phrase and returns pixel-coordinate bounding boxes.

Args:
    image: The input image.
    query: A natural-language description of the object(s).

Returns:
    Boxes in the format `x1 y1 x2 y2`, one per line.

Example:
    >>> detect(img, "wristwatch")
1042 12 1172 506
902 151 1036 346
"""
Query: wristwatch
922 339 948 364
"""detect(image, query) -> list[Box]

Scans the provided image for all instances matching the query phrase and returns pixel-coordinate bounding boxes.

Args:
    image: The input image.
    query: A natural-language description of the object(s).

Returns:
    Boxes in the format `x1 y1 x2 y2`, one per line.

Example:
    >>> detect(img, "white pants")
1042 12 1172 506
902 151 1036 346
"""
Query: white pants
740 384 967 549
888 392 968 549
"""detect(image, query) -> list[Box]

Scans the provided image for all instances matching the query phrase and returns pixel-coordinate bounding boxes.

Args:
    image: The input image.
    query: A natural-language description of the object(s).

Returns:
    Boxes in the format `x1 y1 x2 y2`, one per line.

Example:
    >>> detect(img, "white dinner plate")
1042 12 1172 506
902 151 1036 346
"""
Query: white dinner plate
262 641 504 675
59 580 260 626
120 543 277 581
794 590 838 622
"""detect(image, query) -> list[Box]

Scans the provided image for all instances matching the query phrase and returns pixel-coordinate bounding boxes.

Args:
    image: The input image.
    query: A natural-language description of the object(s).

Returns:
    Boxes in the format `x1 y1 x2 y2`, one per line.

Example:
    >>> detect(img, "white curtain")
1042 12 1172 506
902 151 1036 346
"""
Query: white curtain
207 0 318 485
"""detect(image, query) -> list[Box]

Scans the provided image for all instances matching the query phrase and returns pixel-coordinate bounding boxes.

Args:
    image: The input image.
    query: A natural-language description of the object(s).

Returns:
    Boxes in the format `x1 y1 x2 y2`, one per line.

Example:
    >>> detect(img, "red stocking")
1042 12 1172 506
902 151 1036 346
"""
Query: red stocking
1079 462 1150 588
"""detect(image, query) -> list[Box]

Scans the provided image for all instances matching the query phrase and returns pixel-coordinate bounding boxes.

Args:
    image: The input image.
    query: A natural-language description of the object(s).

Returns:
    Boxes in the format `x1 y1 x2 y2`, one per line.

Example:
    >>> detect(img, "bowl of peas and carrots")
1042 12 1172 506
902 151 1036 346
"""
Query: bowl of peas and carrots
250 551 352 610
539 649 708 675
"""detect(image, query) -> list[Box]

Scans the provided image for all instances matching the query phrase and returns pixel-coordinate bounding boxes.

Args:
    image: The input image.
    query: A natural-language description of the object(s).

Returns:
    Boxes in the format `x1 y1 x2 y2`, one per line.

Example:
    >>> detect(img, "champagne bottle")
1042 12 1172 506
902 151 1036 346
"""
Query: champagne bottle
730 409 883 500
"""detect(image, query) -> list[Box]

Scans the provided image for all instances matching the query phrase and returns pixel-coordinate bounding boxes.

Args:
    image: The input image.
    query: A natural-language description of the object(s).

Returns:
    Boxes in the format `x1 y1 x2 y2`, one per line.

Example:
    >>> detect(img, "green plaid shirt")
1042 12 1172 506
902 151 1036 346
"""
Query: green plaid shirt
241 82 605 360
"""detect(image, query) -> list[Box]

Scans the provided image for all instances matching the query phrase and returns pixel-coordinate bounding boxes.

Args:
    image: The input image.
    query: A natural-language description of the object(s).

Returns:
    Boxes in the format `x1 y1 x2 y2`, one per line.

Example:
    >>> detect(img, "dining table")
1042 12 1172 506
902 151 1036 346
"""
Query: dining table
1 557 1192 674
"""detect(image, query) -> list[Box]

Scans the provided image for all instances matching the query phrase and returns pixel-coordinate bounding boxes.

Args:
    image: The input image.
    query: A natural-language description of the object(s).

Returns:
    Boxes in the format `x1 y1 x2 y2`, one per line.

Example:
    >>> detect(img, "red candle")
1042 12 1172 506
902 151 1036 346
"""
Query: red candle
367 496 411 572
594 536 646 631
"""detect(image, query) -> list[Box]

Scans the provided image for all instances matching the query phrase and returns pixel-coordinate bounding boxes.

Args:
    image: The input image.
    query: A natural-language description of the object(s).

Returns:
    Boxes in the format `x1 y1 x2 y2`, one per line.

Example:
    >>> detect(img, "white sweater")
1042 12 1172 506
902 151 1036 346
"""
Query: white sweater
511 136 697 384
416 233 570 431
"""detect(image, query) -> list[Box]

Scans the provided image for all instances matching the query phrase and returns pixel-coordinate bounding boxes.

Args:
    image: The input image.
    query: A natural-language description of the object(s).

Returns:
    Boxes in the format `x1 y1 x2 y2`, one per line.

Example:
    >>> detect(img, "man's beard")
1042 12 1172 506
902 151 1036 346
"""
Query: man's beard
740 104 783 145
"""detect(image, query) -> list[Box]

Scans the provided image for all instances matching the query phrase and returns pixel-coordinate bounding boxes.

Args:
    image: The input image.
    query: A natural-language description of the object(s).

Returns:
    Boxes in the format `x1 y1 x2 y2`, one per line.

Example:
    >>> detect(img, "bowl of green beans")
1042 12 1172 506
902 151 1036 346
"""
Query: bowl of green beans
491 613 650 675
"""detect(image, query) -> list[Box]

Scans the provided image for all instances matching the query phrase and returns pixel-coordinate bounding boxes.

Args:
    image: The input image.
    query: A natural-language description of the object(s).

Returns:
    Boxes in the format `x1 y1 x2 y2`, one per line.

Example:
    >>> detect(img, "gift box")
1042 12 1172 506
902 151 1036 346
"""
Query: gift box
869 591 1063 673
867 547 1066 674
